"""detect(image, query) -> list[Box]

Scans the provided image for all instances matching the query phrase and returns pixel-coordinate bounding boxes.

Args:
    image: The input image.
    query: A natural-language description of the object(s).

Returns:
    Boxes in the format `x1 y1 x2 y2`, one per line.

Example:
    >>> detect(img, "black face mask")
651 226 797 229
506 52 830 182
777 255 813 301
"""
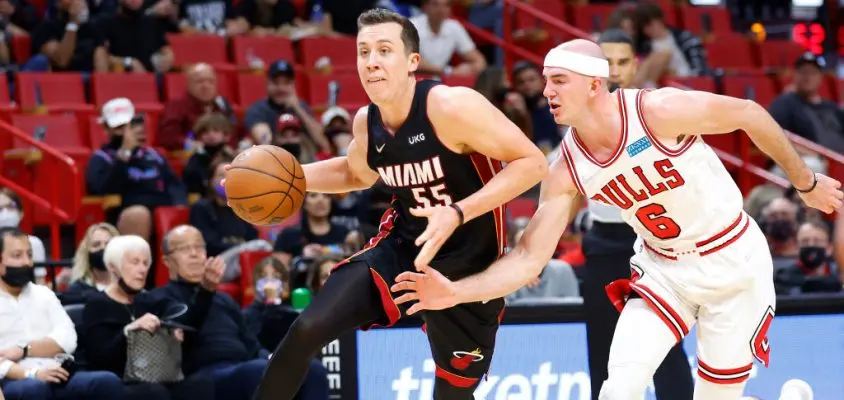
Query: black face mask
108 134 124 149
120 5 143 18
88 250 106 271
764 220 795 242
204 143 224 156
608 82 621 92
117 277 142 295
2 266 34 287
799 246 827 269
280 143 301 159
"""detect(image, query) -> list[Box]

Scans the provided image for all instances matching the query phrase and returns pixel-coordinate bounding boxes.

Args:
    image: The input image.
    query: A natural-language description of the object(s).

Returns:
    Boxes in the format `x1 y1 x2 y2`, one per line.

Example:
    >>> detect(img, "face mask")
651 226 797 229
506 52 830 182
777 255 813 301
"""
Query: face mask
1 266 34 287
215 180 227 200
255 278 283 303
608 82 621 92
117 276 142 295
88 249 107 271
280 143 301 159
765 220 794 242
0 209 21 228
108 134 124 149
799 246 827 269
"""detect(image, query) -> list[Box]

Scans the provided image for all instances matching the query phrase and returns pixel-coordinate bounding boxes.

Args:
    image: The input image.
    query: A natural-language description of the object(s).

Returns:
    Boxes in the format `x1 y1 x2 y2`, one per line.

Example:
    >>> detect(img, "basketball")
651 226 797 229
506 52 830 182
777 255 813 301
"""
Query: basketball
224 145 307 226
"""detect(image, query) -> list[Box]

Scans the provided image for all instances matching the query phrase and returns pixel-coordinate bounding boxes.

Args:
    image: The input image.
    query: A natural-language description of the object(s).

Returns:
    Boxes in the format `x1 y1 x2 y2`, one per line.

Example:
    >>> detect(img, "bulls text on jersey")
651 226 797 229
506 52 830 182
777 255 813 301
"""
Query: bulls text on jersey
590 158 686 209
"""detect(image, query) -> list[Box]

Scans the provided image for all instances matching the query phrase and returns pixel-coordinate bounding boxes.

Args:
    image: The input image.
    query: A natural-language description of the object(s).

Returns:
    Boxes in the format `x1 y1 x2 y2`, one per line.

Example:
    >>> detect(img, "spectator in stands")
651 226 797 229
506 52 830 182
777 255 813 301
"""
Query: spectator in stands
308 0 375 36
235 0 298 36
60 222 119 305
0 227 124 400
243 60 330 153
274 192 349 283
510 60 561 152
27 0 107 72
190 158 272 282
1 0 38 34
632 2 707 87
153 225 329 400
769 52 844 153
159 64 240 151
320 106 351 156
243 256 293 350
98 0 174 73
86 98 187 243
183 113 237 196
411 0 485 76
604 3 636 39
82 235 216 399
306 253 342 295
178 0 247 36
273 113 314 162
474 67 532 137
0 188 45 265
761 197 800 270
775 220 842 294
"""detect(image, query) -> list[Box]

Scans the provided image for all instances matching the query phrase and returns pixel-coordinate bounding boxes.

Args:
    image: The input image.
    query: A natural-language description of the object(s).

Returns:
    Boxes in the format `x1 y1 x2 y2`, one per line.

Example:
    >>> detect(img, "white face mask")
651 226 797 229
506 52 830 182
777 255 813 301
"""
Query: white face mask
0 209 21 228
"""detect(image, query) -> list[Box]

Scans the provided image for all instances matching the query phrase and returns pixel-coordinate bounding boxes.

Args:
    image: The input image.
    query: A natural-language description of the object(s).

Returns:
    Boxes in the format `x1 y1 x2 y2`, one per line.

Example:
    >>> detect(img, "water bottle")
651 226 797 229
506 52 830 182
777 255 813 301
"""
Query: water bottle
291 288 313 311
327 81 340 107
246 48 264 70
311 2 324 24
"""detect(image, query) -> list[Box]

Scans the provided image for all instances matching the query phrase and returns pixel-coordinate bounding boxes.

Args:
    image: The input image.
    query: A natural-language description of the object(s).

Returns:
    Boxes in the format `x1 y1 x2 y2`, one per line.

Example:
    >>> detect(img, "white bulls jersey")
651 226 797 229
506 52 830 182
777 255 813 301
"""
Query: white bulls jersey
561 88 746 251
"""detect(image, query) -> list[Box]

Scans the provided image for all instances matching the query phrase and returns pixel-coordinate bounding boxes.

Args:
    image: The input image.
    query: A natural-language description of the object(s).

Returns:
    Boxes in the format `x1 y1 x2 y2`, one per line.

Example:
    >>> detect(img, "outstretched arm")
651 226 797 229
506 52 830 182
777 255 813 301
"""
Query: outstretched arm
300 108 380 194
643 88 842 213
392 157 580 312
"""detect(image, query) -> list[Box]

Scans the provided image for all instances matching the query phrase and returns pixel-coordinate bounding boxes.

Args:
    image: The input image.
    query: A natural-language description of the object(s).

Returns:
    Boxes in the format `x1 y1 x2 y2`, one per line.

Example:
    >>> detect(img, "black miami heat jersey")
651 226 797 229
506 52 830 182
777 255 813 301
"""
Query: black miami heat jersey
365 80 505 277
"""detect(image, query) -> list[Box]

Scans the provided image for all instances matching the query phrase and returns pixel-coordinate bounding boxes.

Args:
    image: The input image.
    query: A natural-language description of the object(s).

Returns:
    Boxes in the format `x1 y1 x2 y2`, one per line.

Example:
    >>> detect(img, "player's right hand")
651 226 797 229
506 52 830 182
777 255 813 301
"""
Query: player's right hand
391 266 459 315
798 173 844 214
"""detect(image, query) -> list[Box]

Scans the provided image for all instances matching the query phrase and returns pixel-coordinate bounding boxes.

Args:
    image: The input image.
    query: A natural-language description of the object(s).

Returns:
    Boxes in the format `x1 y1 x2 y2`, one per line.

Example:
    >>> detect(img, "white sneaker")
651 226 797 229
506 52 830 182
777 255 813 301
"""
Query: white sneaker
778 379 813 400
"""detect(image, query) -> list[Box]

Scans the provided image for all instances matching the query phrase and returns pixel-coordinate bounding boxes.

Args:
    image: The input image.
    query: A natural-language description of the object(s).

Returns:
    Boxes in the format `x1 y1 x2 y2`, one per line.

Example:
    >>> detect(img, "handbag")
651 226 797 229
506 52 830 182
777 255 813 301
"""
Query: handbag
124 326 184 383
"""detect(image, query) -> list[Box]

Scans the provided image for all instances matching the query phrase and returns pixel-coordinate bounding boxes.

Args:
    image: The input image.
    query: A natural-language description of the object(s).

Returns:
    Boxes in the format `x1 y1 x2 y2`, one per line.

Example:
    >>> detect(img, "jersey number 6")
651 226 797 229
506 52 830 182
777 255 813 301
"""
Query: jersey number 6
635 203 681 240
412 183 453 208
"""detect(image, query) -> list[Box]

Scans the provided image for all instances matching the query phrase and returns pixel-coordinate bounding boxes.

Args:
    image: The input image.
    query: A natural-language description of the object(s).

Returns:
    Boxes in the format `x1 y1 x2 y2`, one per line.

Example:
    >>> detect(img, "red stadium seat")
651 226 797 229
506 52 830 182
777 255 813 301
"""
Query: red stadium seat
759 41 806 70
298 36 357 71
90 73 163 113
163 72 237 104
239 250 273 306
440 75 477 88
515 0 566 29
166 34 233 70
16 73 93 112
668 76 716 92
231 36 296 69
304 72 367 111
721 75 778 107
680 6 732 37
705 36 759 73
11 114 87 152
569 4 617 32
237 73 268 108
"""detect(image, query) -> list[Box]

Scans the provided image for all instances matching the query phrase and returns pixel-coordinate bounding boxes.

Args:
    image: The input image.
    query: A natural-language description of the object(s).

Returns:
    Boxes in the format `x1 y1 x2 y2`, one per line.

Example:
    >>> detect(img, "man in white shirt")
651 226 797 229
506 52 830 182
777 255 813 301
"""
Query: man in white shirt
0 228 124 400
410 0 486 76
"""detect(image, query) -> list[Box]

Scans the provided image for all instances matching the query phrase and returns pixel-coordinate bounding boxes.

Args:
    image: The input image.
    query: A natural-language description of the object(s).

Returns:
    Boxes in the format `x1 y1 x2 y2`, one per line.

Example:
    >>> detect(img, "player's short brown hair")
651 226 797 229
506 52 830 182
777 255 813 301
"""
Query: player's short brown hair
357 8 420 54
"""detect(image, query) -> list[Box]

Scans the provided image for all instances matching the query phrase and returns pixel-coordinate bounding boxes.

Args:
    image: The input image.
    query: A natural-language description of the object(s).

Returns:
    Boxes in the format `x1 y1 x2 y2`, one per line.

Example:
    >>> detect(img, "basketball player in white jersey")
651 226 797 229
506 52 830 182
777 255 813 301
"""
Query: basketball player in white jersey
390 39 844 399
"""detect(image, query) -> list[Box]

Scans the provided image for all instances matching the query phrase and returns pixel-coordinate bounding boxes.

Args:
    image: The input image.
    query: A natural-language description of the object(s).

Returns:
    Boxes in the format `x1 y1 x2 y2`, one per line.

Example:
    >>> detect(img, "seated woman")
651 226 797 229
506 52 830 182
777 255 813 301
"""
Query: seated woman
60 223 120 305
243 256 293 351
81 235 214 400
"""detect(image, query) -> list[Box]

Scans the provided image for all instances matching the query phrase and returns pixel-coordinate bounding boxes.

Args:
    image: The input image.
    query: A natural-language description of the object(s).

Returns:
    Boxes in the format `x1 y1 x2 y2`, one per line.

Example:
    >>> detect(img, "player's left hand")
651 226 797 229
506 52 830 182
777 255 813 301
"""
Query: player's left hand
391 266 459 315
798 173 844 214
409 205 461 270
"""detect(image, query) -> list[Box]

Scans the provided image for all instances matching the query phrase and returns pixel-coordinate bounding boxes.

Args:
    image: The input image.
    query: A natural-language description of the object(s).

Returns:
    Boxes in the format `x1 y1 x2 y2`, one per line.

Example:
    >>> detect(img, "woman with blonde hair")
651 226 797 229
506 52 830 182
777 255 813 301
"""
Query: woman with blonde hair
60 222 120 305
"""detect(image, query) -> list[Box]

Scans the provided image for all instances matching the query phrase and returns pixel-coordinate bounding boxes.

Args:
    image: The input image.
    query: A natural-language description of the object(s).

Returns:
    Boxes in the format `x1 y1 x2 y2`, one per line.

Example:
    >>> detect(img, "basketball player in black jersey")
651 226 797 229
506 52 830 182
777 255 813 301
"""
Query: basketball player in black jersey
251 8 548 400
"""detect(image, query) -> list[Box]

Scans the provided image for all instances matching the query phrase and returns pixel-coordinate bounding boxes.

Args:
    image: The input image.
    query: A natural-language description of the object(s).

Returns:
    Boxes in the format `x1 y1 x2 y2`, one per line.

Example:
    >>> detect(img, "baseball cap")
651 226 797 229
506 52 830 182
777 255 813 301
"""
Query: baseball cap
100 98 135 128
277 113 302 131
795 52 826 70
268 60 295 79
320 106 351 126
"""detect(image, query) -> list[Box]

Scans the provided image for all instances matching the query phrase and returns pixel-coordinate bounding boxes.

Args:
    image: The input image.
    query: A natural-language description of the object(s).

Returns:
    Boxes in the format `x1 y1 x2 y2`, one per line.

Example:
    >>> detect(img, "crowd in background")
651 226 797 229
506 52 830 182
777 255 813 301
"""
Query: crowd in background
1 0 844 399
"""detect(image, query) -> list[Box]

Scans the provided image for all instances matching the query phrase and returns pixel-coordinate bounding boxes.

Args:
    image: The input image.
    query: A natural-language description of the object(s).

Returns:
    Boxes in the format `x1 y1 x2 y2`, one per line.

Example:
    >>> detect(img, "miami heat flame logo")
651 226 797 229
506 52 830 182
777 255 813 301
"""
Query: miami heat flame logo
450 349 484 371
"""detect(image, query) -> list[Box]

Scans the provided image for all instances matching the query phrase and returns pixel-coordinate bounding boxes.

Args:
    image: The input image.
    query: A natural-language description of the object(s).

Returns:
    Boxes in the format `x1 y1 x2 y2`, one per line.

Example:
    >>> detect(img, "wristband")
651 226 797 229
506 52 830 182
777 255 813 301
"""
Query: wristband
25 368 39 379
450 203 464 225
795 173 818 194
66 22 79 32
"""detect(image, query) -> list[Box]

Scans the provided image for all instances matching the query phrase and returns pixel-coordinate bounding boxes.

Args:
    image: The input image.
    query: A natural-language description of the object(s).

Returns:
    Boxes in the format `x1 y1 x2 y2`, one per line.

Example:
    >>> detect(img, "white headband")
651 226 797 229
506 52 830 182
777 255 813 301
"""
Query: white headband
543 48 609 78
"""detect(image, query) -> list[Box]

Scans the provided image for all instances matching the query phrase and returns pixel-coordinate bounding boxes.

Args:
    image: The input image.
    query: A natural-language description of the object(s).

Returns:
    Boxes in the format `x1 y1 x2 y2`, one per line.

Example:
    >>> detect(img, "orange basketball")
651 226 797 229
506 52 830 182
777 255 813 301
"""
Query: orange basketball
224 145 307 226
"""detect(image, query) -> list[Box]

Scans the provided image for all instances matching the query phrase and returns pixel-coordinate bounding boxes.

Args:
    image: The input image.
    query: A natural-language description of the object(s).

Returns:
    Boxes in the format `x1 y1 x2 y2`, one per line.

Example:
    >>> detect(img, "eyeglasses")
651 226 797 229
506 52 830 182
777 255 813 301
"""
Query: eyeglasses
169 244 206 254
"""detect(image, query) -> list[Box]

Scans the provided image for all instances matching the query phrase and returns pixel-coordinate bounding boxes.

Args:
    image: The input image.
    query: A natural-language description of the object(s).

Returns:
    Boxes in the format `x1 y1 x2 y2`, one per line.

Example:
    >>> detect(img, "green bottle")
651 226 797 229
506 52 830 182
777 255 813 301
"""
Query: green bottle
291 288 313 311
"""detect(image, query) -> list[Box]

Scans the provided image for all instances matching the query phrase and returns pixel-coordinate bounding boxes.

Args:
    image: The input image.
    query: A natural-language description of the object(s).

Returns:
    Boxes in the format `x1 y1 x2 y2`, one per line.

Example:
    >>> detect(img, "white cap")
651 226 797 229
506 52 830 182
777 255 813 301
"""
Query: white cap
100 98 135 128
320 106 351 127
